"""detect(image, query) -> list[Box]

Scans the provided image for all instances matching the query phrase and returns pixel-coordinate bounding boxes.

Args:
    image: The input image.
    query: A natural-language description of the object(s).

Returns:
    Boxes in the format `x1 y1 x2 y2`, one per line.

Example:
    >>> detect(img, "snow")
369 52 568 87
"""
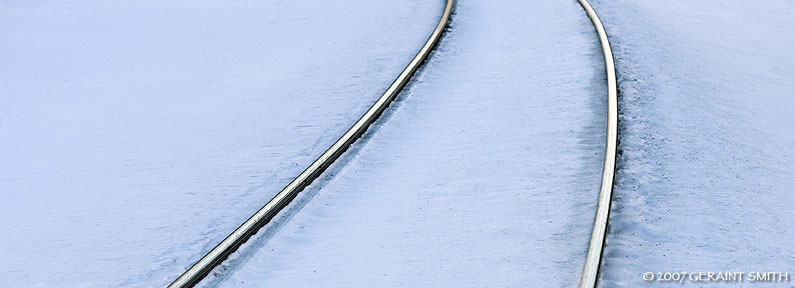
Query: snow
0 0 441 286
6 0 785 287
589 0 795 286
207 0 608 287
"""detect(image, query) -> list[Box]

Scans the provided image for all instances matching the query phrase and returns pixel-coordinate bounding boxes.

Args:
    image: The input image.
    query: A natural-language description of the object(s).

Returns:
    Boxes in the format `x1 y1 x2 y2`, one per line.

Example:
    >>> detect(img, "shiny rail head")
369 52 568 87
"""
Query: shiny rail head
167 1 454 287
575 0 618 288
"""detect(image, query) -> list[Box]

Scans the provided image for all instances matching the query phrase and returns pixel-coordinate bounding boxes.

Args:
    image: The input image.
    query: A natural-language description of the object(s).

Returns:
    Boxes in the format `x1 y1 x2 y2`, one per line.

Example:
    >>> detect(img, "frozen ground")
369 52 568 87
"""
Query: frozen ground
590 0 795 286
0 0 441 286
209 0 607 287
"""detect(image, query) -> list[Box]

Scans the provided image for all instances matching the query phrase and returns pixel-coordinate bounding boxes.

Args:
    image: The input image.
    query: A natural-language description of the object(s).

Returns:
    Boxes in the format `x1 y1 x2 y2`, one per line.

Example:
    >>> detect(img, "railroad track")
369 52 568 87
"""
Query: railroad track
167 1 454 287
168 0 615 286
577 0 618 287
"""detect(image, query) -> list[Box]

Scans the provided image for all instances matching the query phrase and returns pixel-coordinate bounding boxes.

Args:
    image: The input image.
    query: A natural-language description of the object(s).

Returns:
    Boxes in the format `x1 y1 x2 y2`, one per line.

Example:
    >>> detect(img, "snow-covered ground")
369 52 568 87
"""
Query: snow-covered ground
590 0 795 286
207 0 608 287
8 0 786 287
0 0 441 286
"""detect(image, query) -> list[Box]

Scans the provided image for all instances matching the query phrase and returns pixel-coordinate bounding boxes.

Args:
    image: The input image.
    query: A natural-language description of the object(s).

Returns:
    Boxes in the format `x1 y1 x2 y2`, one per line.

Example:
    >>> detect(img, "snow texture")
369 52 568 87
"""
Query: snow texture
209 0 608 287
590 0 795 286
0 0 440 286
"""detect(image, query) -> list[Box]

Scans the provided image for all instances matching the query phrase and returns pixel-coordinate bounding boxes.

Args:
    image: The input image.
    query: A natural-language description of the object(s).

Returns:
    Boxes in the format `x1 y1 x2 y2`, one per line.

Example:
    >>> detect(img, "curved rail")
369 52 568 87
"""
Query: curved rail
576 0 617 287
167 1 454 287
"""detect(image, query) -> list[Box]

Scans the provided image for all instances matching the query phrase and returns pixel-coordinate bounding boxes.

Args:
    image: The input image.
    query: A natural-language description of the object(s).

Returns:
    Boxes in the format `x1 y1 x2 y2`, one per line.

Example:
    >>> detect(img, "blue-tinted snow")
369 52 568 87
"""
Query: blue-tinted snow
210 0 607 287
590 0 795 286
0 0 441 286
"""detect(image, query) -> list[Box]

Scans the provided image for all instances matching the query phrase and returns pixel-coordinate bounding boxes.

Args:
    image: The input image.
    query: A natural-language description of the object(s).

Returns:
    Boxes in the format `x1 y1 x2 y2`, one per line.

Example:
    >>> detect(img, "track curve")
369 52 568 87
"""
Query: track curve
576 0 618 287
167 1 454 287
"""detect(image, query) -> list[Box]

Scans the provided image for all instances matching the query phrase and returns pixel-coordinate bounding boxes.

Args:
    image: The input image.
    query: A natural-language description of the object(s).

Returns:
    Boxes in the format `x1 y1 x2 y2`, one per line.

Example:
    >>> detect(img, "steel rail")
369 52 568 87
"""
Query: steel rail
167 1 454 287
576 0 618 287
